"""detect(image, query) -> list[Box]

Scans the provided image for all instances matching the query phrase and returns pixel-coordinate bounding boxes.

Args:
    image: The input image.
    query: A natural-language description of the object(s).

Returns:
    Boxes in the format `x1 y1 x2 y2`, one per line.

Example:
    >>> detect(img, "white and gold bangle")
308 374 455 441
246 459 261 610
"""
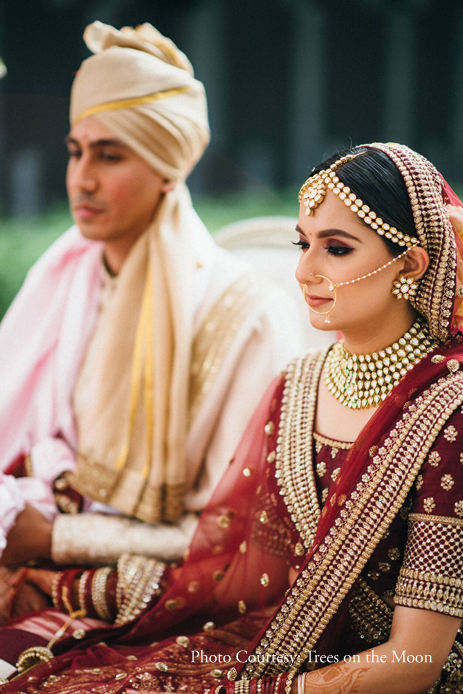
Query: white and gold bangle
91 567 113 621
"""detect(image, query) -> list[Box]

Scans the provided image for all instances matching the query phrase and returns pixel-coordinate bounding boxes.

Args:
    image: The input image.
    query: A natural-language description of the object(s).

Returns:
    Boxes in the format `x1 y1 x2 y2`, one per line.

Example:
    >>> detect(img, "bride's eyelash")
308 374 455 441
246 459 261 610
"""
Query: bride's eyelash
326 245 353 256
292 239 353 256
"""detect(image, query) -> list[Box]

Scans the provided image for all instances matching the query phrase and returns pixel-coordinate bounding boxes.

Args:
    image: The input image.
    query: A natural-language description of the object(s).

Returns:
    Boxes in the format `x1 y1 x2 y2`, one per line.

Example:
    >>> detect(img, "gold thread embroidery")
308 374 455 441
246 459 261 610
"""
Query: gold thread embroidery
395 517 463 617
244 358 463 678
274 349 327 549
409 513 463 528
313 432 354 450
189 275 267 425
348 578 393 646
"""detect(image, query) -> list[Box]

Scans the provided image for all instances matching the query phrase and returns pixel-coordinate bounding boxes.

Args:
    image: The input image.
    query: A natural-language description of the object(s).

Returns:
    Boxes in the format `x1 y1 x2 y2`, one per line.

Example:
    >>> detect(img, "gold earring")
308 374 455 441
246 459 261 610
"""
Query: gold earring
391 275 419 300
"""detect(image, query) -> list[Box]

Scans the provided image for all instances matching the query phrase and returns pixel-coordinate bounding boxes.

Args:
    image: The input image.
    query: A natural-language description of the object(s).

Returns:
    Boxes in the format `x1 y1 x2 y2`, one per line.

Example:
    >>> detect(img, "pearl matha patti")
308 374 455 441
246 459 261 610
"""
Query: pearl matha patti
298 154 419 249
324 316 439 409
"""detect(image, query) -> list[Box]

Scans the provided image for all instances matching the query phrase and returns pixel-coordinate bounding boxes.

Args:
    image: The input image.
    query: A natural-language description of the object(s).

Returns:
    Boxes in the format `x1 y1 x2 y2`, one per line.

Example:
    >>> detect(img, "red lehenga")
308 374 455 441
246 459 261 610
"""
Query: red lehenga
2 338 463 694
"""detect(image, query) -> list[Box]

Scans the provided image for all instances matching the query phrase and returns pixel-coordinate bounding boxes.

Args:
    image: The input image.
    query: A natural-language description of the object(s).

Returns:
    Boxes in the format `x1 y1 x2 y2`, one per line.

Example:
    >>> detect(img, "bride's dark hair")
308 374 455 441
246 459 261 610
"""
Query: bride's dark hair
310 146 418 256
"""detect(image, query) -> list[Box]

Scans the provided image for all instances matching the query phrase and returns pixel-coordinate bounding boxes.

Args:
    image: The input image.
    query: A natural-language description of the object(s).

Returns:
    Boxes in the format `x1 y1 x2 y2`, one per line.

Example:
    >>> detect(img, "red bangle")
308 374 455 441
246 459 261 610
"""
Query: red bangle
82 568 98 617
277 673 288 694
106 570 118 620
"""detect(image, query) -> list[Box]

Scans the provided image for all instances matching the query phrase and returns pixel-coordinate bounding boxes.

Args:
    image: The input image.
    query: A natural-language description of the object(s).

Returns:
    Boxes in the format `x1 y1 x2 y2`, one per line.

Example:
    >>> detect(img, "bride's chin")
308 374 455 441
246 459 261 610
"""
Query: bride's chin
307 314 337 331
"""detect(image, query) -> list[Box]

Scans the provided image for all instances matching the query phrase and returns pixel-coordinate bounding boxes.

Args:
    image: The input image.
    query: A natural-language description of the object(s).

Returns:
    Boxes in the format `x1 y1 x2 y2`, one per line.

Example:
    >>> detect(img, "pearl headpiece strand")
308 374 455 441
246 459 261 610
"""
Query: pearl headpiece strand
298 154 419 249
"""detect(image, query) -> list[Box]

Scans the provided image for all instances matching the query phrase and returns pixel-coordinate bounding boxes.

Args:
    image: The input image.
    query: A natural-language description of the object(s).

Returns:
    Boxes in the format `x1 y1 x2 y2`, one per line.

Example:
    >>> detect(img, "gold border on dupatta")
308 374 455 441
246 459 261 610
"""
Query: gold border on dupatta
242 352 463 680
274 348 327 549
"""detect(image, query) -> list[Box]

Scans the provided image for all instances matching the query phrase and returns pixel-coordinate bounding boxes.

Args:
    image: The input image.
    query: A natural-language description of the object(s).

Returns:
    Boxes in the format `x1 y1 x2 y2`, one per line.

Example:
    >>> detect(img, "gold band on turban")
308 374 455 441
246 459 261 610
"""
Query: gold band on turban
68 22 213 523
70 21 210 181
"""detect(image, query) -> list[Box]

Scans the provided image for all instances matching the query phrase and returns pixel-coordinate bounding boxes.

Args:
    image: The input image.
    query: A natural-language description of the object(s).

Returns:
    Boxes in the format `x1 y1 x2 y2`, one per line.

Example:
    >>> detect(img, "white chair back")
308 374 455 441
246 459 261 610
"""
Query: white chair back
214 216 335 349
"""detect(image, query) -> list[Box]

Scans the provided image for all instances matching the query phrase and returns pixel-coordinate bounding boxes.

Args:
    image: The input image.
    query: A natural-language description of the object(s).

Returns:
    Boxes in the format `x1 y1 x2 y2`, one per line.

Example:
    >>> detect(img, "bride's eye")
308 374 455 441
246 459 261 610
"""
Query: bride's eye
292 239 309 250
326 244 353 256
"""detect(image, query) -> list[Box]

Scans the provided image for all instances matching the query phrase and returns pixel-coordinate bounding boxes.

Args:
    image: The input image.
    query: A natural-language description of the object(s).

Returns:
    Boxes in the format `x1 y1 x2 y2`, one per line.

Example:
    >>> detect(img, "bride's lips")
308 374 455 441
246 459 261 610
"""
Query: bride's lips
305 294 333 308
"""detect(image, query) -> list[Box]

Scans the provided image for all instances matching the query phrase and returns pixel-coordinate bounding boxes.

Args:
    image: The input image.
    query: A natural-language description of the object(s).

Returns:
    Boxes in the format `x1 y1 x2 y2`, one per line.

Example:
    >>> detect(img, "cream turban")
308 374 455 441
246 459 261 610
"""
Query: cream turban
68 23 216 524
70 21 210 180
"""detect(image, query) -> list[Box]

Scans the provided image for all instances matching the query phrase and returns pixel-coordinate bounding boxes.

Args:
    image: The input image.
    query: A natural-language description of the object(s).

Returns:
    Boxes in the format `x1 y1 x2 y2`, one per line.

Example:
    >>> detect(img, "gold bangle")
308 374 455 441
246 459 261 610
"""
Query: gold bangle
51 571 64 609
115 557 165 624
61 584 74 615
285 670 297 694
78 570 92 613
91 567 113 621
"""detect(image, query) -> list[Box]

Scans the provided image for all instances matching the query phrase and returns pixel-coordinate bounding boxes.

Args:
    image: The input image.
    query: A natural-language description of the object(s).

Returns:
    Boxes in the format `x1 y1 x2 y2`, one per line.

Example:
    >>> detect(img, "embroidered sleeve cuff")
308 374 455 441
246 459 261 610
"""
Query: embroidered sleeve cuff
394 513 463 618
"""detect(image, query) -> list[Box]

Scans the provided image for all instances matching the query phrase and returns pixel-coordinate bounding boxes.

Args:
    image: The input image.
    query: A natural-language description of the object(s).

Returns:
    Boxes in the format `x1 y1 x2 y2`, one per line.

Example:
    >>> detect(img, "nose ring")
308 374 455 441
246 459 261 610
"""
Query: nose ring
302 275 337 324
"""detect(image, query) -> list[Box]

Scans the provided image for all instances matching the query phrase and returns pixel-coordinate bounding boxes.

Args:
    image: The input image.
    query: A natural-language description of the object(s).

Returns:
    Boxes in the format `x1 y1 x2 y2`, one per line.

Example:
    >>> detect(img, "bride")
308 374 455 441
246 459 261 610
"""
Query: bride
1 142 463 694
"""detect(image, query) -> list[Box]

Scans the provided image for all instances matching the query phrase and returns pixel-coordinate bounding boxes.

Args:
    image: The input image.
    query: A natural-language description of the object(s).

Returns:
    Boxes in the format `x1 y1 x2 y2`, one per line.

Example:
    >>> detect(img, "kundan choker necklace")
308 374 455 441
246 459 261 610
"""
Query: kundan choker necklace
325 317 439 409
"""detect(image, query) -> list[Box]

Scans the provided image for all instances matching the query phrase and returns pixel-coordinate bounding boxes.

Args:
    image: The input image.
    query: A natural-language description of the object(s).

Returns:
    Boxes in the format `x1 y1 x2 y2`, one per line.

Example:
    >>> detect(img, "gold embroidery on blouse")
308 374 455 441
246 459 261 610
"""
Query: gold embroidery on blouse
316 462 327 478
455 501 463 518
444 425 458 442
313 432 354 450
423 497 436 513
348 578 393 646
428 450 441 467
395 515 463 618
388 547 401 561
409 513 463 527
244 356 463 680
441 474 455 491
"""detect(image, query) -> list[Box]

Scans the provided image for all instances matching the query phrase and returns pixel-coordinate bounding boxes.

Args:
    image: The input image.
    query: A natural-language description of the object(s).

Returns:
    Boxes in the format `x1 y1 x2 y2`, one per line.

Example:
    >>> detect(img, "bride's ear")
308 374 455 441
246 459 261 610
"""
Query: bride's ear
400 246 429 281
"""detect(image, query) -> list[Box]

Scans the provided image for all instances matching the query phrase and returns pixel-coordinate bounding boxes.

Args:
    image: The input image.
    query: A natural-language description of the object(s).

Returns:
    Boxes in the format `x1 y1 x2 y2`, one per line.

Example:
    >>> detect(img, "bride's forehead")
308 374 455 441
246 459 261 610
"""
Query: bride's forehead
298 192 372 237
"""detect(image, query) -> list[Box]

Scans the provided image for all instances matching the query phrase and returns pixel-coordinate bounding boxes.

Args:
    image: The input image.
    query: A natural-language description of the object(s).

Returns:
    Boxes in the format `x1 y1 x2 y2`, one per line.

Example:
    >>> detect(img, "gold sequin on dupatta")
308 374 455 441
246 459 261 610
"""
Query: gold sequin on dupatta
243 351 463 680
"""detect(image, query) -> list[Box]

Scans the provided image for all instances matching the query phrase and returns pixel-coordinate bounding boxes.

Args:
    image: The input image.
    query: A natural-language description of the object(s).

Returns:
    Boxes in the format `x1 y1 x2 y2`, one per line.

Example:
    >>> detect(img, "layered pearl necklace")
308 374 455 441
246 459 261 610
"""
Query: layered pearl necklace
325 317 439 409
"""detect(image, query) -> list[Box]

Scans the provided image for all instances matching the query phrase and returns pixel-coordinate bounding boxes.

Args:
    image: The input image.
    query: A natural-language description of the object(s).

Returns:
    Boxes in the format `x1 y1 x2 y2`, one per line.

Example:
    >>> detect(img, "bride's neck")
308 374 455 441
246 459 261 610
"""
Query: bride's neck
341 305 420 355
